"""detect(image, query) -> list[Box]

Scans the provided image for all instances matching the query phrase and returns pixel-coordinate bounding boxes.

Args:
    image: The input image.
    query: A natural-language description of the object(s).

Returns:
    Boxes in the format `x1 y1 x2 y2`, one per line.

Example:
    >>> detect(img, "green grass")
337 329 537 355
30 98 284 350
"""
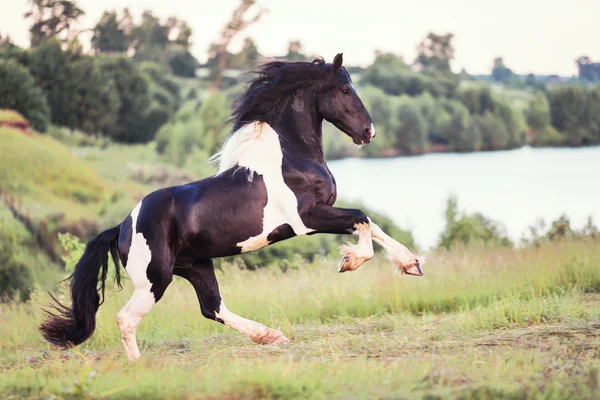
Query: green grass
1 238 599 399
0 108 27 124
0 126 109 221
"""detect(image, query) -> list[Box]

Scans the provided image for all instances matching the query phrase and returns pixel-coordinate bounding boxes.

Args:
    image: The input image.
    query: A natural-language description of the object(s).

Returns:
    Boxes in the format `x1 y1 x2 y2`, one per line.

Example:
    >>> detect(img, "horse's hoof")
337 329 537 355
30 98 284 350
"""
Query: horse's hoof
273 336 291 346
338 256 349 272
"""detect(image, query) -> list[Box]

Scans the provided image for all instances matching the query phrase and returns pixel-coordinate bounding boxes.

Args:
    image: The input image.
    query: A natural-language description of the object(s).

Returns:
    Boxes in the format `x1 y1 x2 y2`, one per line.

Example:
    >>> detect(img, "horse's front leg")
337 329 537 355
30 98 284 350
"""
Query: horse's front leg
303 204 374 272
368 219 424 276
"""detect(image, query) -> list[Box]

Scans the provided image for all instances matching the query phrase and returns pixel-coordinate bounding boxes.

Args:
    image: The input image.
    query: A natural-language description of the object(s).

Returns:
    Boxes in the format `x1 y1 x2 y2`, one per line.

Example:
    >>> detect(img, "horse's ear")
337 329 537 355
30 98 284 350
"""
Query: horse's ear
333 53 343 73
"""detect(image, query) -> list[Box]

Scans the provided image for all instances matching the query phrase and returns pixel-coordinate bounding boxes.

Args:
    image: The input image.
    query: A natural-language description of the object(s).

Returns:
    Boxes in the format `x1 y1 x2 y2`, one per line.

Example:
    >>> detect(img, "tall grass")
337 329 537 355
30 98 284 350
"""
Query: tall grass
0 237 598 399
1 237 598 353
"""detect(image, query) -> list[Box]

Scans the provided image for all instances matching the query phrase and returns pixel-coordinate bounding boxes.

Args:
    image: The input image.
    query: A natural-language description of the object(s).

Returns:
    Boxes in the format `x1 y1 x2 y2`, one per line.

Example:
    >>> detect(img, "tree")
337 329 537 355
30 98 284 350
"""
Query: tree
130 10 170 62
0 59 50 132
168 50 198 77
437 195 512 250
415 32 455 73
396 101 428 154
27 39 78 128
576 56 600 82
476 111 509 151
24 0 85 46
548 85 589 146
230 37 260 68
491 57 514 82
285 40 307 61
91 10 130 53
439 100 478 152
208 0 267 91
100 56 153 143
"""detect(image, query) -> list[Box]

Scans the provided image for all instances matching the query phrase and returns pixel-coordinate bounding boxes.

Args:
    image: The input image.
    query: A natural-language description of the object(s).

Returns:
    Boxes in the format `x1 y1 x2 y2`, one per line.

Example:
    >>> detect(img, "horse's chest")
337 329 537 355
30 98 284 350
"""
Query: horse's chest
233 130 314 253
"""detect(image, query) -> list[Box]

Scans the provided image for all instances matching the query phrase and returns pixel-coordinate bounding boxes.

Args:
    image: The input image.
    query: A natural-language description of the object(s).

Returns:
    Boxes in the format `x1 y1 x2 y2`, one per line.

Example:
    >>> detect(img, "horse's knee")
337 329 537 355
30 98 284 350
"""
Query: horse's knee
200 300 222 322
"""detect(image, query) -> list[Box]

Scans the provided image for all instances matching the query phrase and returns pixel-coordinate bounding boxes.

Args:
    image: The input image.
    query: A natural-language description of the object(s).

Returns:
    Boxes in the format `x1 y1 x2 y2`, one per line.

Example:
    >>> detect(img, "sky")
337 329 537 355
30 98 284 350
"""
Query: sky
1 0 599 76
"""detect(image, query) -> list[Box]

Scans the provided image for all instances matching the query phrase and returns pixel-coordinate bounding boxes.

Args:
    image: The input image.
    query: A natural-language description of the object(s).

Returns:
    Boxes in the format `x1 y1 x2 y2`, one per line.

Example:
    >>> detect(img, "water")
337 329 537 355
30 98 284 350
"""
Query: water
328 146 600 250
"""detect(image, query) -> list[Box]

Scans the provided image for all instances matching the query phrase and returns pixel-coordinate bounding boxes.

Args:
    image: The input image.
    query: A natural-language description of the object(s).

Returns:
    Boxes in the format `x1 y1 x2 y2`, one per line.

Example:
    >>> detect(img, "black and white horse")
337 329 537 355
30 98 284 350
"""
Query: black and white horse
40 53 424 361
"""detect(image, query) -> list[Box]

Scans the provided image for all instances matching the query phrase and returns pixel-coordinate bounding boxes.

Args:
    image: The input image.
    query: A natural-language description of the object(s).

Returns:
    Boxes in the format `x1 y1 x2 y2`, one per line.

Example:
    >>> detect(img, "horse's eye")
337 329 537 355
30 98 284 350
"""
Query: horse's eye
341 87 350 95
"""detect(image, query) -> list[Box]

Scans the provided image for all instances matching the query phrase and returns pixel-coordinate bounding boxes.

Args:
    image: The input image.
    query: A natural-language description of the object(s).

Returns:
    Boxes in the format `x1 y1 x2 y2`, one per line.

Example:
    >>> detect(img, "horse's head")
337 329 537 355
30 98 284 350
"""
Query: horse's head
317 53 375 146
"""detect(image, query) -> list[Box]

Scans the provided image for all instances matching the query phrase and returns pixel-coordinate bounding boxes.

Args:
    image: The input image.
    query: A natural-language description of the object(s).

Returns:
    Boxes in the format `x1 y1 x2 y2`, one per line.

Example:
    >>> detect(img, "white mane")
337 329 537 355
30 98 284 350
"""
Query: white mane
208 122 270 175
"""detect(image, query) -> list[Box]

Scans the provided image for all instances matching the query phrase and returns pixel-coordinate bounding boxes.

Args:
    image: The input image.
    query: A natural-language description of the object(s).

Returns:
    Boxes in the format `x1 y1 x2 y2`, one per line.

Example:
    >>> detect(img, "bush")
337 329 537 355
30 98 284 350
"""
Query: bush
168 50 198 77
437 195 512 250
0 59 50 132
0 237 34 302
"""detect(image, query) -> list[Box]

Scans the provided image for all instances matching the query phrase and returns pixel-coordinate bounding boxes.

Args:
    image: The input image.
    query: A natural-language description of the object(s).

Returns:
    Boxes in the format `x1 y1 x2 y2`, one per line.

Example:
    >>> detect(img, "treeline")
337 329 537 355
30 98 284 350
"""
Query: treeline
0 40 181 142
324 50 600 159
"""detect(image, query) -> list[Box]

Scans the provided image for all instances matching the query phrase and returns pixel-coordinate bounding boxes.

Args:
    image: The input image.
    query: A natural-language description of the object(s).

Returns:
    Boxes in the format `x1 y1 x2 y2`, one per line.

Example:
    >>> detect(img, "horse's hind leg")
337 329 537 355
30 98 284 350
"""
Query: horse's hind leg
117 239 173 362
174 258 290 345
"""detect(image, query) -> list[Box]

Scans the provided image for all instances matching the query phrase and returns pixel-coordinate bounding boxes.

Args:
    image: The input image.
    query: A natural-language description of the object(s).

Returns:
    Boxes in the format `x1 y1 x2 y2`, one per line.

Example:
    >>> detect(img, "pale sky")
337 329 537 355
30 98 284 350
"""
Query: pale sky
1 0 599 76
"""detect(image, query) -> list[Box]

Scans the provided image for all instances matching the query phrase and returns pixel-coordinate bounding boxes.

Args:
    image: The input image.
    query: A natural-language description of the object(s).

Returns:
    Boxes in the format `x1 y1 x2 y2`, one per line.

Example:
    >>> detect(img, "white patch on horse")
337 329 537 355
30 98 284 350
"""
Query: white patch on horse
215 301 290 345
212 122 315 252
369 123 376 138
338 222 374 272
116 200 155 362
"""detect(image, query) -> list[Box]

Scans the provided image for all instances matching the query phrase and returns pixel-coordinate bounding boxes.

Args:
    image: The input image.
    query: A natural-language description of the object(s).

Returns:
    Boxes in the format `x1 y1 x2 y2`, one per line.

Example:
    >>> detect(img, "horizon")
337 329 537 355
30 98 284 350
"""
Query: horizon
2 0 599 77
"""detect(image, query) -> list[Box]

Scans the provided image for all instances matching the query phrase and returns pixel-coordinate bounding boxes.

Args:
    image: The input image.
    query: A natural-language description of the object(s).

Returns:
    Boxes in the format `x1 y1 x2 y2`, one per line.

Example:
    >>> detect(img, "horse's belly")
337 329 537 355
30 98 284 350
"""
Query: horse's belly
236 205 310 253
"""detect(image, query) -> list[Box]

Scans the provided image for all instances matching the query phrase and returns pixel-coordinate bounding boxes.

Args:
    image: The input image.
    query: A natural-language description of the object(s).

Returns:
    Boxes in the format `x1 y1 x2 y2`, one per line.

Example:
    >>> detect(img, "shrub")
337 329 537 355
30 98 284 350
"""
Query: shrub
438 195 512 250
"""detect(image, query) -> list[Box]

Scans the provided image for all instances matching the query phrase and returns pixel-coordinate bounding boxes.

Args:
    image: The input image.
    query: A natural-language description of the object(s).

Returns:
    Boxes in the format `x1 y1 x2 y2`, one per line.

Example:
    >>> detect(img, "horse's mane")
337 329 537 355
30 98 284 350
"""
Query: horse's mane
228 57 334 131
209 56 342 174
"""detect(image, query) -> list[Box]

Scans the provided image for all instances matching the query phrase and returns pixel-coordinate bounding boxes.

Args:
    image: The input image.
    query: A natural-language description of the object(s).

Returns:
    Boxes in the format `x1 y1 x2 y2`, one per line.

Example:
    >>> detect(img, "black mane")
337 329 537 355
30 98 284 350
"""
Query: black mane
230 57 341 131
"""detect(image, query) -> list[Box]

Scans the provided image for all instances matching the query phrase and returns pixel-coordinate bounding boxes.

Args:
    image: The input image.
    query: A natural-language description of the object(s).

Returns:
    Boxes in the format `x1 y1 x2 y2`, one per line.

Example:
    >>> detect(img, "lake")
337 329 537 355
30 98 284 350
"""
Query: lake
328 146 600 250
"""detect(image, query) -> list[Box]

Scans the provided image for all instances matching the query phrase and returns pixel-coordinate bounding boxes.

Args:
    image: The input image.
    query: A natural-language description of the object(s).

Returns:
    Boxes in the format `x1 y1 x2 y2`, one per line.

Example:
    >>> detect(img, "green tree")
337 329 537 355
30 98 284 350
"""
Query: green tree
91 10 131 53
476 111 509 151
395 101 428 155
525 91 564 146
198 91 232 154
168 50 198 77
438 195 512 250
439 100 478 152
100 56 153 143
415 32 455 73
458 85 495 115
359 85 396 156
130 10 169 62
548 85 589 146
285 40 307 61
494 98 526 148
491 57 514 82
208 0 267 91
27 39 78 128
70 55 120 134
24 0 85 46
0 59 50 132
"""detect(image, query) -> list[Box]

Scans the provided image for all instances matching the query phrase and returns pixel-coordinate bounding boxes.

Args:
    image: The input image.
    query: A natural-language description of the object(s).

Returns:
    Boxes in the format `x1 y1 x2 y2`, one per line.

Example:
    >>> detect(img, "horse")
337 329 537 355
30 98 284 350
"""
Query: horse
39 53 424 362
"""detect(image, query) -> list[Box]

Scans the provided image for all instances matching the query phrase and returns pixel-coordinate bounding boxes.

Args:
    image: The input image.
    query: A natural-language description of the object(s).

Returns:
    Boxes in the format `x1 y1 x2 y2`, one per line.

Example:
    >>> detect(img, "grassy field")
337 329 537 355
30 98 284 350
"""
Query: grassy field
1 237 599 399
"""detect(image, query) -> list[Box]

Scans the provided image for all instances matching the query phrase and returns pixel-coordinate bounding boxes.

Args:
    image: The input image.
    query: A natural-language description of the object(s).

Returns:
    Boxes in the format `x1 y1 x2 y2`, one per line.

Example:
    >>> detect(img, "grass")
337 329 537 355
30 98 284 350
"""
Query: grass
0 126 109 221
1 237 599 399
0 109 28 124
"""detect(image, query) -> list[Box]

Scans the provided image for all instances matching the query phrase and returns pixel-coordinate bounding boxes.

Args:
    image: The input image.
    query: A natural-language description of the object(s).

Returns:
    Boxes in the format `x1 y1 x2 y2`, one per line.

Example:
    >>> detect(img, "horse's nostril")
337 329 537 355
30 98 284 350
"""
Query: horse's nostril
365 126 376 139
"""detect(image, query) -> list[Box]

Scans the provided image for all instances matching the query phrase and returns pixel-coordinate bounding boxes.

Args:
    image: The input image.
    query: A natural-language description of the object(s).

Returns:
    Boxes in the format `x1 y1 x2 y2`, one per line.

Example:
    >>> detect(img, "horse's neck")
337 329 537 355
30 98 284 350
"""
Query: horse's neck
273 105 325 164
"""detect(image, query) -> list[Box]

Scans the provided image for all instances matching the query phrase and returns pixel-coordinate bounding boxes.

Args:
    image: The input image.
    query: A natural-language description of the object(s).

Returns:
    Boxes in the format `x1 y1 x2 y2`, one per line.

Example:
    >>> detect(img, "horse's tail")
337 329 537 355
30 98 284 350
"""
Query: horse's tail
39 225 123 348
